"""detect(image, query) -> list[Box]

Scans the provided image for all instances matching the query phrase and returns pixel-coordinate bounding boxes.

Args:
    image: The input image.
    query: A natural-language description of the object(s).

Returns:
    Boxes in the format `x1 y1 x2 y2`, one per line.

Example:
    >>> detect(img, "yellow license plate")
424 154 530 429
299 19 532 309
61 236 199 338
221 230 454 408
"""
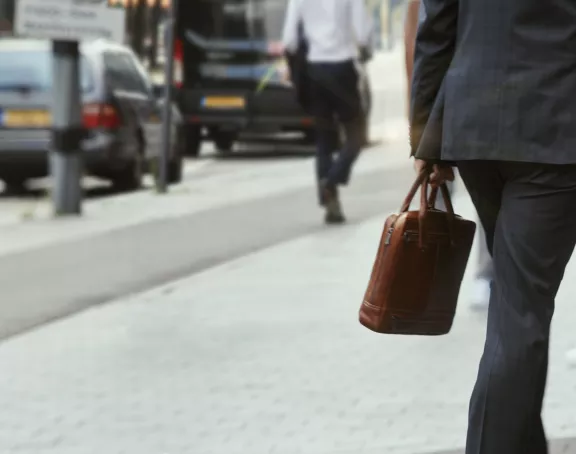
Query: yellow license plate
202 96 245 109
2 110 51 128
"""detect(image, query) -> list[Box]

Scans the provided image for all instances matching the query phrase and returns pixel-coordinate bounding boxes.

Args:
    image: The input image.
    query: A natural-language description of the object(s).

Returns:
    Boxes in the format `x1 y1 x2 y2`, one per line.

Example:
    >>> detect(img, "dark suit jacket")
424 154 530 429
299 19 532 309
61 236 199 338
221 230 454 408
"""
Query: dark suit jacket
410 0 576 164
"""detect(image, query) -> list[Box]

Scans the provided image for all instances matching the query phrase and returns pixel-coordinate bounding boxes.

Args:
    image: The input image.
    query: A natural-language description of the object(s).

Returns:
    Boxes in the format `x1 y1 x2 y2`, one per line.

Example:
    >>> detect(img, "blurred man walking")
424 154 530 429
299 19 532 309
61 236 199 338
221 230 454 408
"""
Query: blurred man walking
282 0 373 224
410 0 576 452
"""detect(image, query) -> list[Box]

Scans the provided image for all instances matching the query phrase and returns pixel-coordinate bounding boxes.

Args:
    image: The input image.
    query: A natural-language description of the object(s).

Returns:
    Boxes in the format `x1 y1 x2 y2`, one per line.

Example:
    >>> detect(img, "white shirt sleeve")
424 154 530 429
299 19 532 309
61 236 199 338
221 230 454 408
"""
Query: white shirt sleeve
282 0 301 53
351 0 374 49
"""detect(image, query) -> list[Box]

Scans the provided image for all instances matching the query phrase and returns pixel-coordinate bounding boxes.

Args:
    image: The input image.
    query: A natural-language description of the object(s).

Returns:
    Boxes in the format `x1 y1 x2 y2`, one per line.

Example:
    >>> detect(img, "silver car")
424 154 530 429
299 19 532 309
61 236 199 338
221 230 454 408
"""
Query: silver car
0 38 184 192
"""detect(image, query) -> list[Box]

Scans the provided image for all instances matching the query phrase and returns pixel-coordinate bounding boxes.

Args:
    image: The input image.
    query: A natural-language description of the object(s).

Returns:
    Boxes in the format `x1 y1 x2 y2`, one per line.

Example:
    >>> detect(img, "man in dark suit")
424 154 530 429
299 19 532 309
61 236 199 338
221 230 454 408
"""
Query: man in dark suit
409 0 576 452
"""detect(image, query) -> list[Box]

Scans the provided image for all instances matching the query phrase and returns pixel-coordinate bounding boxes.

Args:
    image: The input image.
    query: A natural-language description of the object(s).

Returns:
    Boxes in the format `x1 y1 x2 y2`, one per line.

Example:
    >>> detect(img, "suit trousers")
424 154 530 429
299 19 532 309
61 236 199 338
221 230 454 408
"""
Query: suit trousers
457 160 576 454
475 220 493 280
436 176 493 281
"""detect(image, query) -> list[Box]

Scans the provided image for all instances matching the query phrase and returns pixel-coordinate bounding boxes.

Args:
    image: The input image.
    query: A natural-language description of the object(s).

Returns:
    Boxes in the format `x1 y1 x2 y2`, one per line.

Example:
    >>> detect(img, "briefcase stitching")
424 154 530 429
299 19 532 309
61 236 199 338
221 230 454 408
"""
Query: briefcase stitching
361 300 382 311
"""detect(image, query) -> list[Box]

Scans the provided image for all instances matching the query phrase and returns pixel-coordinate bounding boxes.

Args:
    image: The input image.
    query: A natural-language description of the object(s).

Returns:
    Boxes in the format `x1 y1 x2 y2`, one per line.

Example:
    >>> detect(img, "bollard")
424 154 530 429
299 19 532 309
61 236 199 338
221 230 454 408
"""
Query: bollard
51 40 83 216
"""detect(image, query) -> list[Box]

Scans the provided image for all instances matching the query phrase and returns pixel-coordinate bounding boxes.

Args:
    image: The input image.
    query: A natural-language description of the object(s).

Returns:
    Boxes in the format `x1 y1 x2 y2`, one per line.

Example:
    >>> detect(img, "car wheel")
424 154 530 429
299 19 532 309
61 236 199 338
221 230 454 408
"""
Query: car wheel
214 132 236 154
168 158 183 184
184 125 202 158
3 178 27 195
167 127 185 184
112 147 143 192
303 129 316 145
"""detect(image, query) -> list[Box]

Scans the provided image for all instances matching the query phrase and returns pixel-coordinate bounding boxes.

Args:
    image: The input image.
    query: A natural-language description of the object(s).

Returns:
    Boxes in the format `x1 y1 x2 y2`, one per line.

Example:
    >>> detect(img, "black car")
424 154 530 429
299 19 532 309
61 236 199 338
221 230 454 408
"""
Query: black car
173 0 372 157
0 38 184 192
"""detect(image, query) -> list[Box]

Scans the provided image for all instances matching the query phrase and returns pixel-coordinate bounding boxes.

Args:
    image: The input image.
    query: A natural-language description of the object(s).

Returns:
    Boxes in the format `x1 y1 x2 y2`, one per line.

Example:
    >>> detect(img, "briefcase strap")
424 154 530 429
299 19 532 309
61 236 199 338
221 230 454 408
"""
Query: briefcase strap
400 169 456 249
400 170 427 212
428 184 454 213
400 169 454 214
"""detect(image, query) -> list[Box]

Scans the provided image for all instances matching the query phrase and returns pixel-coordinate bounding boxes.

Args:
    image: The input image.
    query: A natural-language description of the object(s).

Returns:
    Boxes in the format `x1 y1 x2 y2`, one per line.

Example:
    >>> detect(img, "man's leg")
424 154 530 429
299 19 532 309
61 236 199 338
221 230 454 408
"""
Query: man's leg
476 224 494 280
459 161 576 454
308 63 338 206
456 164 498 313
314 117 339 206
328 117 363 185
438 170 493 311
310 61 359 222
327 61 363 187
470 220 494 312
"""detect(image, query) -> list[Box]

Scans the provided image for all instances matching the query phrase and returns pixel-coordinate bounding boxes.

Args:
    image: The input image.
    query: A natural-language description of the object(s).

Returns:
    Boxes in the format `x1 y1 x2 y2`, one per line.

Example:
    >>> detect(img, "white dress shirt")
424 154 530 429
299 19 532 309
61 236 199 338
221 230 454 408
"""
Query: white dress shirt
282 0 373 63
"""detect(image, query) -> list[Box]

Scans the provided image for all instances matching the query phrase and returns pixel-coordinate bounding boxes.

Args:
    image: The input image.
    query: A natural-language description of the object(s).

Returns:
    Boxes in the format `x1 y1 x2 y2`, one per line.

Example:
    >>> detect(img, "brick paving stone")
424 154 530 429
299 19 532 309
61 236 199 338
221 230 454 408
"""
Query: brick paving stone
432 437 576 454
0 188 574 454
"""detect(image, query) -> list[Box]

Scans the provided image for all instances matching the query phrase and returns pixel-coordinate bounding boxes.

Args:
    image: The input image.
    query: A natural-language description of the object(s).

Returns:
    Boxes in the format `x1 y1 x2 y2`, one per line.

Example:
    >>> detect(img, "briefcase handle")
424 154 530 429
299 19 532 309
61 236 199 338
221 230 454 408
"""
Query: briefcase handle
400 169 454 213
400 169 456 249
427 185 454 213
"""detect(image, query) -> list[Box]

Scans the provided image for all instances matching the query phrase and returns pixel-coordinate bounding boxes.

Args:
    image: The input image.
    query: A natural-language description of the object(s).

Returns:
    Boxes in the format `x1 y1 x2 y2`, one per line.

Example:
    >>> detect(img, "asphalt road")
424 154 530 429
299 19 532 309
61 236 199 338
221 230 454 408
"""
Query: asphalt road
0 162 413 340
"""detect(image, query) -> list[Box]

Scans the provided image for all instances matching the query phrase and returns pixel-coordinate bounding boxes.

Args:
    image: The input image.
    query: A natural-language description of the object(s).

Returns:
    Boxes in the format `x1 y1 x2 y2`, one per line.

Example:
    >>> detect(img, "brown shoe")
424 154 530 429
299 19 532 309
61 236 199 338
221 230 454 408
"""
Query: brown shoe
325 209 346 224
322 185 346 224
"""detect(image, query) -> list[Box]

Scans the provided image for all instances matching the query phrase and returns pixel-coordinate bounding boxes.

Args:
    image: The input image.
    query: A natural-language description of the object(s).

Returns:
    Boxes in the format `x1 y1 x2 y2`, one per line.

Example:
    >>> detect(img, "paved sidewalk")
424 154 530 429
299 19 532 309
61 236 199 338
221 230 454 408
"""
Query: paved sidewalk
0 189 575 454
0 133 408 258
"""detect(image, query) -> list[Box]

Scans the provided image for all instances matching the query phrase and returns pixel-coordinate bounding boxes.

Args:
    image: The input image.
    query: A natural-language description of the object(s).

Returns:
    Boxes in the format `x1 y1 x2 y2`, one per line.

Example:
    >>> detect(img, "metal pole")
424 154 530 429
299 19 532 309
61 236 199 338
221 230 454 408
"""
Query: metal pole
51 40 83 216
125 2 133 46
149 0 162 69
132 0 147 57
158 0 178 193
387 0 394 51
374 2 383 50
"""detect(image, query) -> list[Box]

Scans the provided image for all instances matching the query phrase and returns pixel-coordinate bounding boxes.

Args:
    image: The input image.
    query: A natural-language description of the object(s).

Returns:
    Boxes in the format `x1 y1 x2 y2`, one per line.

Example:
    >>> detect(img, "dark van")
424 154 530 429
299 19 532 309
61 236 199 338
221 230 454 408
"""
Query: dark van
174 0 372 156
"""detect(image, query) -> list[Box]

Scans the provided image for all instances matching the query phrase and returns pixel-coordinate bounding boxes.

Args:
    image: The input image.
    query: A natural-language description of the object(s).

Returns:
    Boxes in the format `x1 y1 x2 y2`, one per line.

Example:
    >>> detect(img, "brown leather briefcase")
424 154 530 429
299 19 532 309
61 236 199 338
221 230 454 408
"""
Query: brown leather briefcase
359 171 476 336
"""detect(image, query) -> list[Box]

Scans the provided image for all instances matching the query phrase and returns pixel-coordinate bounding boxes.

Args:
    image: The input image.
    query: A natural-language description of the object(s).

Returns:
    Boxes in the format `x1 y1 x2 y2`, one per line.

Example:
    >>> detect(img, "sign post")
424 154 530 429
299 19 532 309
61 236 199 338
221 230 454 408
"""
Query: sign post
15 0 125 215
157 0 178 194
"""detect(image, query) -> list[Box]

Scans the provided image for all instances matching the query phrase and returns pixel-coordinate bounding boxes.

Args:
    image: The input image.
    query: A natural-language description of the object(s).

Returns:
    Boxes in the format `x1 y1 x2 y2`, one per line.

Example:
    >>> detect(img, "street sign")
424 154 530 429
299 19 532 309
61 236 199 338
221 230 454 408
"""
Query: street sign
15 0 125 43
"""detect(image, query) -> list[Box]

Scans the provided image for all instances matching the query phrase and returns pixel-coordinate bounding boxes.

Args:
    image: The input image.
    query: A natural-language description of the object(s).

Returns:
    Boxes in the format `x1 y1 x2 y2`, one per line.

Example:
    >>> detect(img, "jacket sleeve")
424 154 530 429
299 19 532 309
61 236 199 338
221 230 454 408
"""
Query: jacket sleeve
409 0 458 158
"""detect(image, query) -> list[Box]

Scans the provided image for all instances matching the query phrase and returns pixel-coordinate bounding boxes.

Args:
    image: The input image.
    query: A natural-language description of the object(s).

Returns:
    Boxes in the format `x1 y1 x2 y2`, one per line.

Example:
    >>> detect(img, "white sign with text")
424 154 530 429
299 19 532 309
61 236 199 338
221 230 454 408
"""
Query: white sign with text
15 0 125 43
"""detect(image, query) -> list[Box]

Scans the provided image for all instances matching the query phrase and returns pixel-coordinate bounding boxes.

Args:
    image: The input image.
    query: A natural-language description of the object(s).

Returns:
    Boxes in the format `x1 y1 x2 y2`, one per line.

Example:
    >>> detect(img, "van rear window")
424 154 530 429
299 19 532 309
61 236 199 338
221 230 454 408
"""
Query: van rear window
181 0 288 41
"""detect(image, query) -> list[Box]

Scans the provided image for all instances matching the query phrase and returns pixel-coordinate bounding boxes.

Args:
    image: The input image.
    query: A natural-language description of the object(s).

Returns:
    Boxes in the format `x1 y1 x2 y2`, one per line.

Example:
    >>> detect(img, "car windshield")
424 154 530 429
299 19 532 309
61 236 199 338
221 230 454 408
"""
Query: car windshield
186 0 288 41
0 50 93 92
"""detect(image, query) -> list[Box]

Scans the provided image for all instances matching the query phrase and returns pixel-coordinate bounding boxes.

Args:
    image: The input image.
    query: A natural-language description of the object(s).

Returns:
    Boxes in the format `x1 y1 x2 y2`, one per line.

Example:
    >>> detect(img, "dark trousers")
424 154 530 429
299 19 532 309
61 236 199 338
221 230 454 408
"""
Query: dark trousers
308 60 363 202
475 220 494 280
457 160 576 454
436 177 493 280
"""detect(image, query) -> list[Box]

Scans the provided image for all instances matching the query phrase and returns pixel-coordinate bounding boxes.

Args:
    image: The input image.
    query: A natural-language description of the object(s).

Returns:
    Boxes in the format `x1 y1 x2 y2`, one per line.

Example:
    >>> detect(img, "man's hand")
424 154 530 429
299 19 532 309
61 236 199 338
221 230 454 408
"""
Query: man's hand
413 159 455 186
359 46 373 63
